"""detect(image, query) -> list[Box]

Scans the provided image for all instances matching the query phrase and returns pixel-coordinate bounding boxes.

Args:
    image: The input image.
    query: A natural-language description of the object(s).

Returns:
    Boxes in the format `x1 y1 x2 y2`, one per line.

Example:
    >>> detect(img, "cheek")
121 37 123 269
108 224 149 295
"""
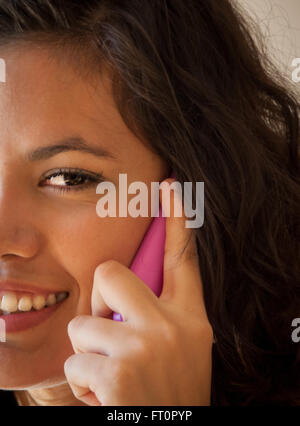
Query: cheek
44 207 152 309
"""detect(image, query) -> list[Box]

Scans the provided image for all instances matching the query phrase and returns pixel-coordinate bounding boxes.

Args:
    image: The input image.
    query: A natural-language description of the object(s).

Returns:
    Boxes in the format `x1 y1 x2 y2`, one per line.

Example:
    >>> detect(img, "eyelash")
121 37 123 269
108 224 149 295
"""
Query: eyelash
39 168 105 193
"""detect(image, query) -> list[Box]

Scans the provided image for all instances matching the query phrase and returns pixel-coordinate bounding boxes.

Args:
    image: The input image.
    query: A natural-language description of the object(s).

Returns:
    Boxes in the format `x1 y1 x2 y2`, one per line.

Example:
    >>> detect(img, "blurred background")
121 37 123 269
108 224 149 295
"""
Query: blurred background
236 0 300 93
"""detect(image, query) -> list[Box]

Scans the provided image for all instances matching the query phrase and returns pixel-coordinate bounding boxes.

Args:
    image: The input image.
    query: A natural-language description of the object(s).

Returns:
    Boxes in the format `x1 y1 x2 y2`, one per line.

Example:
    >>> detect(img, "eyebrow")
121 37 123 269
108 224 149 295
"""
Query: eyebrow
27 137 117 161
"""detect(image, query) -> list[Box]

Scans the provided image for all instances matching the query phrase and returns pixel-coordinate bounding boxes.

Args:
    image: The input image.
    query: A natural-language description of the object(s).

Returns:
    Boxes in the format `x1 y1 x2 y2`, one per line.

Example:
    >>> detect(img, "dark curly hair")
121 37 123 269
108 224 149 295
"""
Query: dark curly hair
0 0 299 405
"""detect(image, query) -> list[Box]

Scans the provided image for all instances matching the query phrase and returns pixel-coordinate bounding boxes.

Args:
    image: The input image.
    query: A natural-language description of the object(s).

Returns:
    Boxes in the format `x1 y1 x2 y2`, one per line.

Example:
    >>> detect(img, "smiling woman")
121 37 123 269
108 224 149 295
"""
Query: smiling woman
0 0 299 407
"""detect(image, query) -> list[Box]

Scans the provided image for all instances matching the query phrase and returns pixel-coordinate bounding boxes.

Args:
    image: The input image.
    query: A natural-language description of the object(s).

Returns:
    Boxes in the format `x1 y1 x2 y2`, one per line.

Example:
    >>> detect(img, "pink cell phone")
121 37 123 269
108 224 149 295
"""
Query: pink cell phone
112 171 175 322
112 205 166 321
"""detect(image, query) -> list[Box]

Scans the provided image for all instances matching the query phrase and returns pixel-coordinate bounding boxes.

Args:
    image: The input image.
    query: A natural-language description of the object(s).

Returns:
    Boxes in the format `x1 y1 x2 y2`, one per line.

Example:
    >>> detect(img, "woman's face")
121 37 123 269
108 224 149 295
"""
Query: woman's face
0 45 168 389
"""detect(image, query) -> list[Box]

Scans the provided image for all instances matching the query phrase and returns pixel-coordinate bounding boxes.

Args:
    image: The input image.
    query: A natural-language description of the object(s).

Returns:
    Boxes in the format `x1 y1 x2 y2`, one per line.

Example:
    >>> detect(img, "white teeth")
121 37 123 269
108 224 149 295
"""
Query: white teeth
46 294 56 306
32 295 46 311
1 292 18 313
18 296 33 312
56 292 68 303
0 291 68 314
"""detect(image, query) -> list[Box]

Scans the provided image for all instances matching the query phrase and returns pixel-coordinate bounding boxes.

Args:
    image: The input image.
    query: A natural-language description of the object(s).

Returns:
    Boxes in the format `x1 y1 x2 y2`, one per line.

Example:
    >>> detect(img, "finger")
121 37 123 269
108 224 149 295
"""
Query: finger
67 315 129 357
64 352 107 406
159 178 208 318
91 260 160 324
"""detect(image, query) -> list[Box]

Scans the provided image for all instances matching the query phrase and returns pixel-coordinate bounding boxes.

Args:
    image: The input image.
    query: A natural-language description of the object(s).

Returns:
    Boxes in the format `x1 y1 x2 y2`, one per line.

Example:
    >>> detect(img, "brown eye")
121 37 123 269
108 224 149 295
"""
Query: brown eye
39 168 104 192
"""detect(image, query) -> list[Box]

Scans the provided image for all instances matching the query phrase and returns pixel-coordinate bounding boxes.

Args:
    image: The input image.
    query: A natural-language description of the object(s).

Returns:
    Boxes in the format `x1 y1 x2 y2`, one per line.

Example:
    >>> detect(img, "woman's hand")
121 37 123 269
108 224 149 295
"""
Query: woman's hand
64 179 214 406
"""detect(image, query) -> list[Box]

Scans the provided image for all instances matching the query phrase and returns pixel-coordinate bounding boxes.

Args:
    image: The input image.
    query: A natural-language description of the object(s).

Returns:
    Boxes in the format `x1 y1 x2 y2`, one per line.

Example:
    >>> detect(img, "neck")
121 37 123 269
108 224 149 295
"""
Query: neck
14 383 87 406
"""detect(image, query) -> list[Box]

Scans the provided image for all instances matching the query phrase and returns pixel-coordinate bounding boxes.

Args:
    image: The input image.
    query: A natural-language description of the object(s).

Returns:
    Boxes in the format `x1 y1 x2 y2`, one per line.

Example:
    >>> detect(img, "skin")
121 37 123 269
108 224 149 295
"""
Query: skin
0 44 213 406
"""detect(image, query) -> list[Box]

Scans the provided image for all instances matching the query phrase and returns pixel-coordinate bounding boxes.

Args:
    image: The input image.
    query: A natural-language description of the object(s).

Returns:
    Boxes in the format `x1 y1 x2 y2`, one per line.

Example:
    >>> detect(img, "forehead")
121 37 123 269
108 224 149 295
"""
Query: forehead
0 43 136 158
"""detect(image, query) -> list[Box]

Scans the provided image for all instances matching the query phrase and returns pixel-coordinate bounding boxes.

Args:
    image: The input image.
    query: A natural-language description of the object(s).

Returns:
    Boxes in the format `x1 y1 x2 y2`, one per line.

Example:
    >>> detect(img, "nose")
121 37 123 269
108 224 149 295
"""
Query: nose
0 179 41 260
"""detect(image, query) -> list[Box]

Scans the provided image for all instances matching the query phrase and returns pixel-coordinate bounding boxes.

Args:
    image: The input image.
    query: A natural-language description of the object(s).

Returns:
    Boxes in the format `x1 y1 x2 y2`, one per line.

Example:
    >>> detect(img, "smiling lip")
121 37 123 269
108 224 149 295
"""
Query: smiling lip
0 280 66 296
0 299 67 333
0 280 69 333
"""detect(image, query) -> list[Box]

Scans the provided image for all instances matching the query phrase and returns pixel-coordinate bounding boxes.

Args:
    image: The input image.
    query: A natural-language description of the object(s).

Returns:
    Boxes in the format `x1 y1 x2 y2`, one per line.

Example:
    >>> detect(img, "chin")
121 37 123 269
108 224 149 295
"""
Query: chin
0 371 67 390
0 352 67 390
